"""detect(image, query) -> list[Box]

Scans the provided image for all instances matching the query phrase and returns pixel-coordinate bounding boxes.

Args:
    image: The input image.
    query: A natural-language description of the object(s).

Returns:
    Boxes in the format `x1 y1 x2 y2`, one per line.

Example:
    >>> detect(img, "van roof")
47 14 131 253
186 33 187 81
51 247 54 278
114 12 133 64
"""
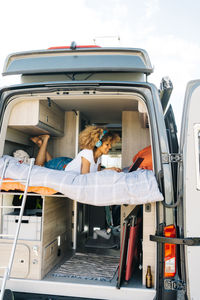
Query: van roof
2 47 153 76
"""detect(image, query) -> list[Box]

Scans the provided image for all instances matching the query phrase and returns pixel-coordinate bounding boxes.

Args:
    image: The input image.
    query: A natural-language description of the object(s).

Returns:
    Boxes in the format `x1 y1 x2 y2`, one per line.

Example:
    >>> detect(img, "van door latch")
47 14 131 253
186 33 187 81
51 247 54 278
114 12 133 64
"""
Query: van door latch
162 153 182 164
164 279 186 292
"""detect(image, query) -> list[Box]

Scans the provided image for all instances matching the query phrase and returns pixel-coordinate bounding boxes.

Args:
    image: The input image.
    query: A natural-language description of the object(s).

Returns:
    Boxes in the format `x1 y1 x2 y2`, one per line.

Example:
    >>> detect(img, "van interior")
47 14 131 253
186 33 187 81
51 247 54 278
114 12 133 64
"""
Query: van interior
0 88 156 291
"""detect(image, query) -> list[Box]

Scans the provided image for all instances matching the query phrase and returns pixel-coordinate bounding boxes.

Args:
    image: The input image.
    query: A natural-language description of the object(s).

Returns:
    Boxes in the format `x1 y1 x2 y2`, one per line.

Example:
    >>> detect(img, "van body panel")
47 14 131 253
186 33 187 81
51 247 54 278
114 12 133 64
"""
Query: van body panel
3 54 149 75
3 48 153 76
179 80 200 300
21 72 145 83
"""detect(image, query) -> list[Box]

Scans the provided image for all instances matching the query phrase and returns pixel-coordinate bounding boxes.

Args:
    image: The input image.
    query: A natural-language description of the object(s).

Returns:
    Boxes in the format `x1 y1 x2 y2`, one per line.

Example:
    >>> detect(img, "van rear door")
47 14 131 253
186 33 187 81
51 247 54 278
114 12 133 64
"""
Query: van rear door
179 80 200 300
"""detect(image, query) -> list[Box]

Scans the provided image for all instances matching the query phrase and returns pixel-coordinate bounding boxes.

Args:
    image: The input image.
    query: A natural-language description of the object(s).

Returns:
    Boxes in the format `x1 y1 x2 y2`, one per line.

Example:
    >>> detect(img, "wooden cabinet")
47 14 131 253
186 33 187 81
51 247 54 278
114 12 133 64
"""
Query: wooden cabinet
0 240 41 279
0 195 72 280
8 99 65 136
41 196 72 278
39 100 64 134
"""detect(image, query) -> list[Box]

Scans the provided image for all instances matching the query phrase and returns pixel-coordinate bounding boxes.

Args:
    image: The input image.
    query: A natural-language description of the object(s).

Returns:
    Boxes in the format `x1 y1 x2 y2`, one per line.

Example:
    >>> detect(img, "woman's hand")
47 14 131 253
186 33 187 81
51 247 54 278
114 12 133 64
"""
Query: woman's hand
106 167 122 172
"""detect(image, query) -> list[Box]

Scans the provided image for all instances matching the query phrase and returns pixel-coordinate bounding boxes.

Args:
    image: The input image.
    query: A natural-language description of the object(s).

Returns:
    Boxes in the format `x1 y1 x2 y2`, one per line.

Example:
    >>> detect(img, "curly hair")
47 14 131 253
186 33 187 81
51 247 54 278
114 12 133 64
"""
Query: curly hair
79 125 120 150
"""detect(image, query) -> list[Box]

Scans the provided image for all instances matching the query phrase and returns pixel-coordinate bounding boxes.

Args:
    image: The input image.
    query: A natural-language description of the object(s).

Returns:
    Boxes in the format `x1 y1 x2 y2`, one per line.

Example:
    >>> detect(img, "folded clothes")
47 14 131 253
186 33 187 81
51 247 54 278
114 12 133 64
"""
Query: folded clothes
0 155 163 206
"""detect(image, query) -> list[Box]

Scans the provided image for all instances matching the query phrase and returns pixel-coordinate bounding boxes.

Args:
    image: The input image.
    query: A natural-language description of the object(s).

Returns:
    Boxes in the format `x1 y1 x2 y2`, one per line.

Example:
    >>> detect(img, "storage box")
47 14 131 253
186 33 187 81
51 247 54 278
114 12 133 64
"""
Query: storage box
3 213 42 241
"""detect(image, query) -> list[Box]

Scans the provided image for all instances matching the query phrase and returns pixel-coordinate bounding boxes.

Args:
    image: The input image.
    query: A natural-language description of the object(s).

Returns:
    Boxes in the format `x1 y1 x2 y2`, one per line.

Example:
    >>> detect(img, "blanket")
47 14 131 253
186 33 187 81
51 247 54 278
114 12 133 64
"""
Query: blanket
0 155 163 206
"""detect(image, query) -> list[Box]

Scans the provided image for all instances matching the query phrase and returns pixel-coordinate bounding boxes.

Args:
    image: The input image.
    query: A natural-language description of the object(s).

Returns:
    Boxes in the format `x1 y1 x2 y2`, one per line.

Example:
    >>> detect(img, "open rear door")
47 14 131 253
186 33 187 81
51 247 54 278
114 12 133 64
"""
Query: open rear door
179 80 200 299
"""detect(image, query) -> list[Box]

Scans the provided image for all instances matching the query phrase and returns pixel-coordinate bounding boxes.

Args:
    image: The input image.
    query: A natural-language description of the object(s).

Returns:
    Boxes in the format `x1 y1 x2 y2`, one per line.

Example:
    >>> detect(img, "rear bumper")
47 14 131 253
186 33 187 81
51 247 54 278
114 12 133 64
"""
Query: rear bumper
1 278 156 300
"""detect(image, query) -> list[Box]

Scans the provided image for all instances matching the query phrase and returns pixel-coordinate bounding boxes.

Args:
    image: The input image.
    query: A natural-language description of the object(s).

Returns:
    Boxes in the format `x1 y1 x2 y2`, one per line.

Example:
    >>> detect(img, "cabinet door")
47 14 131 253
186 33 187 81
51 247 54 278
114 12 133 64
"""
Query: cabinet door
0 243 30 278
8 100 39 126
39 100 64 132
8 99 64 136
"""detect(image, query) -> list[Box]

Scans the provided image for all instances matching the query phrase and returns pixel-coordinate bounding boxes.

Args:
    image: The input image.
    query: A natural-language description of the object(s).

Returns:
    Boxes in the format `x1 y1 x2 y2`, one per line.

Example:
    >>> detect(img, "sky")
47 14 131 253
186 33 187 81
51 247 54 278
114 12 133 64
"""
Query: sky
0 0 200 134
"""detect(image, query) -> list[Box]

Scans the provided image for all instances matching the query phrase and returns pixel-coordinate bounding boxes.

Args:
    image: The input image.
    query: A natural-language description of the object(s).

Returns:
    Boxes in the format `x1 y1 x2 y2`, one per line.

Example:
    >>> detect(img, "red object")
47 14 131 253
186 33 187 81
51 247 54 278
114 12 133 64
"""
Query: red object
164 225 176 277
132 145 153 170
48 45 101 50
125 217 142 281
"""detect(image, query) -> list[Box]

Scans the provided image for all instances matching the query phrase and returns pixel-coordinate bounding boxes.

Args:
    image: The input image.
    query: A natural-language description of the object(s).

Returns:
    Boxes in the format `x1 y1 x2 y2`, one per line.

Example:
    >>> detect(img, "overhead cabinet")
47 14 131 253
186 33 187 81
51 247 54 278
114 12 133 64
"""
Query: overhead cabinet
8 99 65 136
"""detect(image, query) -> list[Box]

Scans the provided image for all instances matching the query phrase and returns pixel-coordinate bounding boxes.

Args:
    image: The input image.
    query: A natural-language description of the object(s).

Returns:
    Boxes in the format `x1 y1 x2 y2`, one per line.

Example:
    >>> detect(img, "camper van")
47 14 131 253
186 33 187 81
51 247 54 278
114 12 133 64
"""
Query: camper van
0 44 199 300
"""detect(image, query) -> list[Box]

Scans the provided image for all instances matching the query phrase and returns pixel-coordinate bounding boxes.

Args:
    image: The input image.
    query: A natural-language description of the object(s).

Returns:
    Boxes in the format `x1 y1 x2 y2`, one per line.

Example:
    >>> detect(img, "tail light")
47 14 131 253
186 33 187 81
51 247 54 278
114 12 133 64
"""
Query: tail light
48 45 101 50
164 225 176 277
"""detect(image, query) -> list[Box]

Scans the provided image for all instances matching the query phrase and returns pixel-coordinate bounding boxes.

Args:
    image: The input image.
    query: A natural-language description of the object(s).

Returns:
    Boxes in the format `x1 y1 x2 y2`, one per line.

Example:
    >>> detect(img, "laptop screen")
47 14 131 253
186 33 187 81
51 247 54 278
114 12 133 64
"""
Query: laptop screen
128 157 144 172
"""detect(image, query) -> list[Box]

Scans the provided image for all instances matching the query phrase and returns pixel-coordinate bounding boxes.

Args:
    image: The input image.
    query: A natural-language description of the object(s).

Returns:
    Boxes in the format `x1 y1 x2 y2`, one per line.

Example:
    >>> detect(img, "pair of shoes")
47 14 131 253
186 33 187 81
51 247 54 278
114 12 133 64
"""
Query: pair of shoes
94 229 111 240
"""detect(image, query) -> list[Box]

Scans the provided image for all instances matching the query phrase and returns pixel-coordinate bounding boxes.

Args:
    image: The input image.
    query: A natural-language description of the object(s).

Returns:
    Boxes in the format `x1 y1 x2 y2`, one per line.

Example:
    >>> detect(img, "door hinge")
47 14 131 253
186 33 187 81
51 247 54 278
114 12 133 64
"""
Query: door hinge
162 153 182 164
164 279 186 292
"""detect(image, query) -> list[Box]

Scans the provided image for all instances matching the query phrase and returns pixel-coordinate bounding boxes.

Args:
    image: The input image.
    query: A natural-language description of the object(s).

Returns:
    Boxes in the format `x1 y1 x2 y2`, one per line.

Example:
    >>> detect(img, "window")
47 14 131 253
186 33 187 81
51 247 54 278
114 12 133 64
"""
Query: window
101 154 122 168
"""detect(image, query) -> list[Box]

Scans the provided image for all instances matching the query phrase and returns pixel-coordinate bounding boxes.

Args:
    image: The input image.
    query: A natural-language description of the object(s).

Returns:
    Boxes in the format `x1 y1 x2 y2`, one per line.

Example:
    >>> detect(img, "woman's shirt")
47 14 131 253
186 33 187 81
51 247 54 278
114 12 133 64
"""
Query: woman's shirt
65 149 101 174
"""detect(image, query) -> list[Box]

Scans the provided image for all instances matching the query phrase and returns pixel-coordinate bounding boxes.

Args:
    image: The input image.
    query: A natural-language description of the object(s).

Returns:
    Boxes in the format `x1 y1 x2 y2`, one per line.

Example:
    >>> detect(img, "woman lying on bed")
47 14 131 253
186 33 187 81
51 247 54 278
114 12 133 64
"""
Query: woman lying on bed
31 126 121 174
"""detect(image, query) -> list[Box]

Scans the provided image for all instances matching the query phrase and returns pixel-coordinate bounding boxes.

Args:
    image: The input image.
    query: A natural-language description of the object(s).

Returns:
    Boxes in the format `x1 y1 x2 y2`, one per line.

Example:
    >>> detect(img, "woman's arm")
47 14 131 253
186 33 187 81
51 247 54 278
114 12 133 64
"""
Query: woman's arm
99 165 121 172
81 157 91 174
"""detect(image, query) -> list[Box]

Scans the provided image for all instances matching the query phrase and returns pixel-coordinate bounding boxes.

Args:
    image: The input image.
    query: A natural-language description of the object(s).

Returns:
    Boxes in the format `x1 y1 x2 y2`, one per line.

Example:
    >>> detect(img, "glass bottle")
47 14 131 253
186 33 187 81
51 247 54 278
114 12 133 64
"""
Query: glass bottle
146 265 152 288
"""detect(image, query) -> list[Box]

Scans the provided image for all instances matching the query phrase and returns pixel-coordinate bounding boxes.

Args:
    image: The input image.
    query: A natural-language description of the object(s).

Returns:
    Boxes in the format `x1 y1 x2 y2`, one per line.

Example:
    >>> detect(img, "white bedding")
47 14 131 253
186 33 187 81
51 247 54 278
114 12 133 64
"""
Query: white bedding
0 155 163 206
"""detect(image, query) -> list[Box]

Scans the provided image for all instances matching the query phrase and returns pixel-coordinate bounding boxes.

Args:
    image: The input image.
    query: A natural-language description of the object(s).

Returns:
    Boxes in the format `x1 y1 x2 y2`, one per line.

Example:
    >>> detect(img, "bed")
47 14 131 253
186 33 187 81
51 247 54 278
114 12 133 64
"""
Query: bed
0 155 163 206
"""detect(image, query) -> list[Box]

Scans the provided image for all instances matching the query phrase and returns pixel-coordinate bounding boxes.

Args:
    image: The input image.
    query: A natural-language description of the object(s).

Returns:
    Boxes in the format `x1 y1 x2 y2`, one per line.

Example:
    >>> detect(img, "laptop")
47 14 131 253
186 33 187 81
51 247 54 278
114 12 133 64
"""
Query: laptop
128 157 144 172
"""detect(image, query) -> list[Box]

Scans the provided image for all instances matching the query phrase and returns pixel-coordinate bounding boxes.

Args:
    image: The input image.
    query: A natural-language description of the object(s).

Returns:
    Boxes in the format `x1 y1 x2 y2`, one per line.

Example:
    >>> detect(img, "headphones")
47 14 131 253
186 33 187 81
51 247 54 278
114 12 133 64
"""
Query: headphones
95 130 108 148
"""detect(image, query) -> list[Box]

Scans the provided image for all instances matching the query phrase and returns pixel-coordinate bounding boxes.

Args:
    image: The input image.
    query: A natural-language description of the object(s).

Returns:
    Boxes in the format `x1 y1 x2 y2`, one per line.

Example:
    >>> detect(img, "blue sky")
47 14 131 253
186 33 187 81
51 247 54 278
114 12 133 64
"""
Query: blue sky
0 0 200 133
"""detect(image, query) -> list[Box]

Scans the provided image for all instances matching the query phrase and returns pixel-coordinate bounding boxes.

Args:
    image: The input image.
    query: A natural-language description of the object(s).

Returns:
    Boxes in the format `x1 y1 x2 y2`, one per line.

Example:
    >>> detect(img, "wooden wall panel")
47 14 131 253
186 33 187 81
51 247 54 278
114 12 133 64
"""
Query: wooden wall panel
122 111 150 168
52 111 77 158
42 196 72 248
142 202 156 287
121 111 156 287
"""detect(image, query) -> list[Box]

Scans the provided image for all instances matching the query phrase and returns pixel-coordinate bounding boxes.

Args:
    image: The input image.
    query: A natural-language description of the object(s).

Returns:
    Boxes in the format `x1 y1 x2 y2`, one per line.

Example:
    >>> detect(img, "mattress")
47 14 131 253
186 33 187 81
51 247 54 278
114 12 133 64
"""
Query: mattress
0 155 163 206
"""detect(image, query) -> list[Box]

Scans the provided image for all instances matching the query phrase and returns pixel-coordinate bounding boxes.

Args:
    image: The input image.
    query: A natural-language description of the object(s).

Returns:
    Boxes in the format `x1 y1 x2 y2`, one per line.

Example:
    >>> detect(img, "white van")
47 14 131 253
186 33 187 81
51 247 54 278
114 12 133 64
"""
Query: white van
0 44 199 300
